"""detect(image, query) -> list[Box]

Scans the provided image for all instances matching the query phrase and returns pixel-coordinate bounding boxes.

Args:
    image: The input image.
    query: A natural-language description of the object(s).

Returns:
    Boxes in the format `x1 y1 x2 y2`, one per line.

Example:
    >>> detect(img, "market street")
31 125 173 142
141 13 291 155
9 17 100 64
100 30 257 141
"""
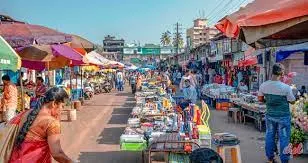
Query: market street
57 86 308 163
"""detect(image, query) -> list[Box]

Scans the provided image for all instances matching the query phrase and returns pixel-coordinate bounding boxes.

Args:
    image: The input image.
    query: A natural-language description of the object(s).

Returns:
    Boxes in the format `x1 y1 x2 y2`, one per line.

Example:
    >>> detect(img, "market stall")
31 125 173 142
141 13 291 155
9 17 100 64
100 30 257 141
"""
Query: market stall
120 79 213 162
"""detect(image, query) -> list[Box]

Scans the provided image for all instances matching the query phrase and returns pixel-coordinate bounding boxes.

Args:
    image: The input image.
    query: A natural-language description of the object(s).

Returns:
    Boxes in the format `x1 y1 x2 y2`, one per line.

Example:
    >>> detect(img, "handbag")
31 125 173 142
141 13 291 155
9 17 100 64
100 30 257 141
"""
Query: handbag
0 111 29 163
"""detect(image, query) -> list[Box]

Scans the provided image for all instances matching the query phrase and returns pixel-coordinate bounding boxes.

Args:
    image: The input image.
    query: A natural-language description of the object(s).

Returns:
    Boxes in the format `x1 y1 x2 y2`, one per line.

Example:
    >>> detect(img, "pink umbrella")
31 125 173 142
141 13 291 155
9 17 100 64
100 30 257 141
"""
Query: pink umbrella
0 15 72 48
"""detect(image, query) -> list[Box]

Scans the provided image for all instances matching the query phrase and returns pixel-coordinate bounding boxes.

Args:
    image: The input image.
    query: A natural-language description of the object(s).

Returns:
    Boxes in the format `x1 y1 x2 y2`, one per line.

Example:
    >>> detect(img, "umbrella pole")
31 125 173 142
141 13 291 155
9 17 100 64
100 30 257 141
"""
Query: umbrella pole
20 70 25 111
70 67 73 109
75 67 78 100
80 67 83 99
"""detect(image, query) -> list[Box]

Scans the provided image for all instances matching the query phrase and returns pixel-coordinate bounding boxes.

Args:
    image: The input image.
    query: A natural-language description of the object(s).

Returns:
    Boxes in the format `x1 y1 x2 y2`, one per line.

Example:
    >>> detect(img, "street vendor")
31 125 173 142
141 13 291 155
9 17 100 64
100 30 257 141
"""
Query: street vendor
258 63 295 163
237 80 249 93
35 77 47 98
0 75 18 122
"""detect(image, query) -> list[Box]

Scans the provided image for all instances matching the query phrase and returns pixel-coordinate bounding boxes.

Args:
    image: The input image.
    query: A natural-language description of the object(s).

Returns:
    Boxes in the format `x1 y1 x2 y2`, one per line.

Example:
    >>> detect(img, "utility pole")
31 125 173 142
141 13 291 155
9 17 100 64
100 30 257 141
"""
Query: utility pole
174 22 182 56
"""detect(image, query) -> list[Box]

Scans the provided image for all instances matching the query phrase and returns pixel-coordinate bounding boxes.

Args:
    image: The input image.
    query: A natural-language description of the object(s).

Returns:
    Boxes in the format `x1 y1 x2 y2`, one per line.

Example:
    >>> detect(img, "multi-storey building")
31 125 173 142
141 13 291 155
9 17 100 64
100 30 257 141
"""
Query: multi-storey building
186 18 220 49
103 35 124 61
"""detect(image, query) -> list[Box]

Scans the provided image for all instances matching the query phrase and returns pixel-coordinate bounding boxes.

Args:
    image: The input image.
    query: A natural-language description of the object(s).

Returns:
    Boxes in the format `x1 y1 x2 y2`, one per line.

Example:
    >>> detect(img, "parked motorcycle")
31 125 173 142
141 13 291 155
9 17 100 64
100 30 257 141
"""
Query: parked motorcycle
84 86 94 100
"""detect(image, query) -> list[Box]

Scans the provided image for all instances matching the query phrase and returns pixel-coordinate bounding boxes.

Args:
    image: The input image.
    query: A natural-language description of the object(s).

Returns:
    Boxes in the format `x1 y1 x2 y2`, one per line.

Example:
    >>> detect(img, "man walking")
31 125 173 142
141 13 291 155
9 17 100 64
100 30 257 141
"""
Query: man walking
116 70 124 91
0 75 18 122
258 64 295 163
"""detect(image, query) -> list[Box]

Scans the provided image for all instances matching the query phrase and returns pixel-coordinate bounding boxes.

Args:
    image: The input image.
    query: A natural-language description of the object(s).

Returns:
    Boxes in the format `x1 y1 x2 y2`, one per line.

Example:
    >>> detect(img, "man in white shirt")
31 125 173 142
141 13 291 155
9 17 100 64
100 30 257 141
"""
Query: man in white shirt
116 71 124 91
258 63 295 163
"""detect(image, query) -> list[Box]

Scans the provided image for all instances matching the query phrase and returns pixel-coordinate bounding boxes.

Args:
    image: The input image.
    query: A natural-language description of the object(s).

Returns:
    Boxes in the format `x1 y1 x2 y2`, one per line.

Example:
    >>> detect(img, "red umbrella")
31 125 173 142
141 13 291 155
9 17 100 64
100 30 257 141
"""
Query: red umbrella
0 15 72 48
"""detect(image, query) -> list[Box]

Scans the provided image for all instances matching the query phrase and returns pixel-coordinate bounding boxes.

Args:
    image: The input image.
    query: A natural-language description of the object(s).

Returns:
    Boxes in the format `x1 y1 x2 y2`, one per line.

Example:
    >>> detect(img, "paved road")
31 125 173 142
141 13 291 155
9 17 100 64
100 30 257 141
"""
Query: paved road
57 88 308 163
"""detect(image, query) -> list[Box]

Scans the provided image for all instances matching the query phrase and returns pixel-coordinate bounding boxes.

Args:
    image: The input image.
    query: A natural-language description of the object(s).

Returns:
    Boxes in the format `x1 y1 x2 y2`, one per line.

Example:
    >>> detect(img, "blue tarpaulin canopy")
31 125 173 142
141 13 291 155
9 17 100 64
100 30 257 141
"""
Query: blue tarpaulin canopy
276 42 308 62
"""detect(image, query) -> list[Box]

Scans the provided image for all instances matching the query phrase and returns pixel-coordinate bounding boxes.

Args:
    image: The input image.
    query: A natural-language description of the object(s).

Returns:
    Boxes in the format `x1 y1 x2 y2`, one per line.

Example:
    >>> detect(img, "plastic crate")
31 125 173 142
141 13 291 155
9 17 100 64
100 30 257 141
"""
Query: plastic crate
120 142 147 151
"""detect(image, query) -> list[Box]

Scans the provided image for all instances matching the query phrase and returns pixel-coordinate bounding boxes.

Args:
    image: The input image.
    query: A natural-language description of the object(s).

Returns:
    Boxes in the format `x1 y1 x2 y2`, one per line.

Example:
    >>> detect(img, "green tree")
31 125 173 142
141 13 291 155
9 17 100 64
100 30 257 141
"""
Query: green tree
160 31 171 46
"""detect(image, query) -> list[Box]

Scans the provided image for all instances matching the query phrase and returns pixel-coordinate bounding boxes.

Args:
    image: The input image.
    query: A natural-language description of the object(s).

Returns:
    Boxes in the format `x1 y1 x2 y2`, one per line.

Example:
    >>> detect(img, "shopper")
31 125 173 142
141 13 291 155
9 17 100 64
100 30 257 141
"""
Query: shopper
299 86 307 97
213 73 223 84
182 79 198 104
7 87 73 163
204 71 210 85
116 70 124 91
258 63 295 163
179 70 197 90
0 75 18 122
130 73 137 94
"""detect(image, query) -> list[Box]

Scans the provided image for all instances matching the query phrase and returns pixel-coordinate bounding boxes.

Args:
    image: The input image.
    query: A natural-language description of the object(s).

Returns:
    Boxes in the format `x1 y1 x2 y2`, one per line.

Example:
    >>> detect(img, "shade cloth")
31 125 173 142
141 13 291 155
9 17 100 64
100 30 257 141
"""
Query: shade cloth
0 36 21 71
275 42 308 62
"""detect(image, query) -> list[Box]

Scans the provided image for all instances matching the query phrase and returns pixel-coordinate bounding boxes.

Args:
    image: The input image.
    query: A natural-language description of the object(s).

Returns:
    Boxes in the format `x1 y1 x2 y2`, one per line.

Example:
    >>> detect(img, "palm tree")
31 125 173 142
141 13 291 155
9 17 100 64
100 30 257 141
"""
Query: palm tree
160 31 171 46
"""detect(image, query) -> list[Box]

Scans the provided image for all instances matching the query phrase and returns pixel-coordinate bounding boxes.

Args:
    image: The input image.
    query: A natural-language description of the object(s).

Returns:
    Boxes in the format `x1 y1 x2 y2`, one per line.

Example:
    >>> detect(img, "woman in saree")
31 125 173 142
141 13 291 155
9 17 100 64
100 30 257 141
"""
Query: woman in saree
9 87 73 163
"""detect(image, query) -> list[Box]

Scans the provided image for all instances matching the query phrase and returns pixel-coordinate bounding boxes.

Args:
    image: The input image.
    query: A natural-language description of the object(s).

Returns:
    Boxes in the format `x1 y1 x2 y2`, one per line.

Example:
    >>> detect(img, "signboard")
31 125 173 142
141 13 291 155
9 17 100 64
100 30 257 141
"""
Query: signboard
142 48 160 55
123 47 136 54
161 48 174 54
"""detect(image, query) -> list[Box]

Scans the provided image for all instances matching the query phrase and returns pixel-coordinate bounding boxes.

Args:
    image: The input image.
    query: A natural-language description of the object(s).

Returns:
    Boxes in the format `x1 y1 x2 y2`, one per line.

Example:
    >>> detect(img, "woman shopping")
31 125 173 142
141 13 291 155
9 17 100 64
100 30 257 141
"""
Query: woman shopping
1 87 74 163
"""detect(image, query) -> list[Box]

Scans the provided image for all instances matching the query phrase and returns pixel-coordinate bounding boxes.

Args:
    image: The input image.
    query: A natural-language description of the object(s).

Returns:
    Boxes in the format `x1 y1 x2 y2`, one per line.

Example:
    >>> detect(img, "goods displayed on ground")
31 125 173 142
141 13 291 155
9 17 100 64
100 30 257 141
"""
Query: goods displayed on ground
120 81 213 162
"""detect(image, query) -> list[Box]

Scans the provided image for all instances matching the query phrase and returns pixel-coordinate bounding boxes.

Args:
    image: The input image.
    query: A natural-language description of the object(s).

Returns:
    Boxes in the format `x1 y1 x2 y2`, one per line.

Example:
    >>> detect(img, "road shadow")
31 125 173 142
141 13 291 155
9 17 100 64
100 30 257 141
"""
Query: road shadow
121 102 136 108
115 92 132 97
112 107 133 115
125 97 135 102
78 151 143 163
97 127 125 144
107 114 130 124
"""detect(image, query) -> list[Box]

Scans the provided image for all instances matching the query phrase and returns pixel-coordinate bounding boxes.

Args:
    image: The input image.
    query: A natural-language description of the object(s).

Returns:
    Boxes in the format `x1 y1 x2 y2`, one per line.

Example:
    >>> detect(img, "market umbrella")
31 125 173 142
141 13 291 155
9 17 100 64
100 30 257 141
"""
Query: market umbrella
85 51 111 66
0 15 72 48
215 0 308 47
69 35 95 53
18 44 86 71
0 35 21 71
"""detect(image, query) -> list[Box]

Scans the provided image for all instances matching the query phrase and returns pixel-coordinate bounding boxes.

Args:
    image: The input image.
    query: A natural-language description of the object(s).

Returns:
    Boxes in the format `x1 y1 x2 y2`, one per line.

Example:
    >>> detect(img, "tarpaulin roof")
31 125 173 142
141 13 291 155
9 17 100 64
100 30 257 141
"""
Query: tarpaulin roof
215 0 308 46
275 42 308 62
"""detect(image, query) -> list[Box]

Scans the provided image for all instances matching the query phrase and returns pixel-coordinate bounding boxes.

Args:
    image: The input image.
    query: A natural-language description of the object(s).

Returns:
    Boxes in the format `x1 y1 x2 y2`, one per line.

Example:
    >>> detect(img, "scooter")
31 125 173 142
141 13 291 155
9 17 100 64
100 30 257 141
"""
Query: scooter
84 86 94 100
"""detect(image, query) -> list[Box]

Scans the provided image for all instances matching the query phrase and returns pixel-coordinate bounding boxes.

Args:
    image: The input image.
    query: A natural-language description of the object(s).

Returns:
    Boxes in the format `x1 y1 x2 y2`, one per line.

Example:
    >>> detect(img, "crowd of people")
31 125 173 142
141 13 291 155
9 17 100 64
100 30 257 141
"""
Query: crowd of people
0 63 307 163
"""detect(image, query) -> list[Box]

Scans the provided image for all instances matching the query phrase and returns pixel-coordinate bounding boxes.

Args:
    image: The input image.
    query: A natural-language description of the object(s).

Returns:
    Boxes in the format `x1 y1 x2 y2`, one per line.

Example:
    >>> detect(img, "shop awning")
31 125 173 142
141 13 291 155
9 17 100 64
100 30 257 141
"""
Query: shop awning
0 36 21 71
275 42 308 62
215 0 308 46
238 47 258 67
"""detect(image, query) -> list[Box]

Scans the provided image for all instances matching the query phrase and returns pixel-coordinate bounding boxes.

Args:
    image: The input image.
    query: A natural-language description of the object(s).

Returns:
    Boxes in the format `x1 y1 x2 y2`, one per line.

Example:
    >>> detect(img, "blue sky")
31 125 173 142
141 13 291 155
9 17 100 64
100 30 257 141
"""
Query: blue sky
1 0 251 45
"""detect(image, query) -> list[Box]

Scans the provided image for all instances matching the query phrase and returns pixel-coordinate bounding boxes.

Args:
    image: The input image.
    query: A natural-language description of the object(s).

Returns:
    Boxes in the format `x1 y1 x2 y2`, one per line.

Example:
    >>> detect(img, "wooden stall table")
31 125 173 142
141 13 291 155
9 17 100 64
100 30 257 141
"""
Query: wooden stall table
238 102 266 132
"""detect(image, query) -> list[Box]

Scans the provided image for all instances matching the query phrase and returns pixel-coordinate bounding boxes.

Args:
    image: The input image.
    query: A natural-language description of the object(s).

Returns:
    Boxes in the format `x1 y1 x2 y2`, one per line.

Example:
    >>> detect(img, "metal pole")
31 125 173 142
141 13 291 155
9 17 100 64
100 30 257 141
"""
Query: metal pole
20 71 25 111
